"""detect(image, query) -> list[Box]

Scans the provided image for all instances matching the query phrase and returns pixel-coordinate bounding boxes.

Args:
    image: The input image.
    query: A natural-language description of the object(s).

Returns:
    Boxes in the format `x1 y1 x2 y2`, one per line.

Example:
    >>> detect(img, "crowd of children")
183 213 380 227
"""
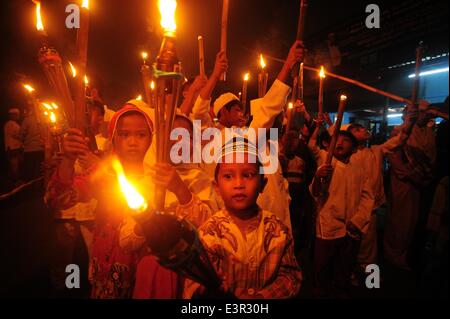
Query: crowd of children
38 39 448 299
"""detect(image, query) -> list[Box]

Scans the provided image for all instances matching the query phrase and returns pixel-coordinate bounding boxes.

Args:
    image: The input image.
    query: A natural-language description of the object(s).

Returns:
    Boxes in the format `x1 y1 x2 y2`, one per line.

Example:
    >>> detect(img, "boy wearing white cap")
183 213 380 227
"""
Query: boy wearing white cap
184 137 302 299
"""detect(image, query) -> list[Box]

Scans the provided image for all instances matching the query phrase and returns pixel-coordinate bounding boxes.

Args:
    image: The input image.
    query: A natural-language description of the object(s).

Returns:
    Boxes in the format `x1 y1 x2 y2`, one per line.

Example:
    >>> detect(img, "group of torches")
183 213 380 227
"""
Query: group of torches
22 0 424 295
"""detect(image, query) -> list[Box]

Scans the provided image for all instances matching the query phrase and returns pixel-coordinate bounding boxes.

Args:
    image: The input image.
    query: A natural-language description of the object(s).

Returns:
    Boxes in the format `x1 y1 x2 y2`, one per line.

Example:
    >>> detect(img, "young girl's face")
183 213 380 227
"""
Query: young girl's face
216 154 264 214
113 113 152 164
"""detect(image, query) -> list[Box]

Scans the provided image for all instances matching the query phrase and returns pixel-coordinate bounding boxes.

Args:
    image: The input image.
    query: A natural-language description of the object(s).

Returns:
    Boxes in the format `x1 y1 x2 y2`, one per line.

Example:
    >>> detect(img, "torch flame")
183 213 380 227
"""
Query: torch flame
158 0 177 36
340 94 347 101
68 62 77 78
136 95 142 101
84 75 89 86
23 84 35 93
150 81 155 90
244 73 250 81
32 0 44 32
42 102 53 110
49 112 57 124
319 66 326 79
81 0 89 9
112 158 148 214
288 102 294 109
141 52 148 60
259 54 266 69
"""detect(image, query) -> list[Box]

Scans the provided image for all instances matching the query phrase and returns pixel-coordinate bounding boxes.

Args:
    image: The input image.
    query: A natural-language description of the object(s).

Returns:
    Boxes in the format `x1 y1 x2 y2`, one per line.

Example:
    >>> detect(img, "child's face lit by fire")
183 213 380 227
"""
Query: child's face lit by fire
113 114 152 164
333 134 355 161
215 154 266 216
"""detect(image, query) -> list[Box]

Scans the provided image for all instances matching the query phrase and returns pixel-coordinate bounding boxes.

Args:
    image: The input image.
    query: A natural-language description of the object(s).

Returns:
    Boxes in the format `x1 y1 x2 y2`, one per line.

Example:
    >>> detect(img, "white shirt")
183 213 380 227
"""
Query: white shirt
310 160 374 239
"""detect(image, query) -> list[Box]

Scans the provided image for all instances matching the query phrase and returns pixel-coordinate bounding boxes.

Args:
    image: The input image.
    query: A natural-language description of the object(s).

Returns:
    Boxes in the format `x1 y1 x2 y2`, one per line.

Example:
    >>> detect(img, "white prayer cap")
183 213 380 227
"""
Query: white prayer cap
213 93 241 117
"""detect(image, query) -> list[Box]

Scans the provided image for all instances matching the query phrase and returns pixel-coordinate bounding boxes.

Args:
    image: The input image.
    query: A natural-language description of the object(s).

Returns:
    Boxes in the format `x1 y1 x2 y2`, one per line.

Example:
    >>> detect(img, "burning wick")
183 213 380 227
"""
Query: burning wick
259 54 266 70
69 62 77 78
23 84 35 93
141 52 148 64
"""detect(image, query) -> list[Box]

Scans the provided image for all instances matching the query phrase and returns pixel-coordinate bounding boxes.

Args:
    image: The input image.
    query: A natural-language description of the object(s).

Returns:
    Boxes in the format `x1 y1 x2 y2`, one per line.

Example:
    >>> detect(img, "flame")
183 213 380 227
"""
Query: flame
49 112 57 123
288 102 294 109
81 0 89 9
141 52 148 60
112 158 148 214
51 102 59 109
136 95 142 101
23 84 35 93
32 1 44 32
84 75 89 86
44 111 48 116
158 0 177 36
150 81 155 90
68 62 77 78
42 102 53 110
340 94 347 101
244 73 250 81
319 66 326 79
259 54 266 69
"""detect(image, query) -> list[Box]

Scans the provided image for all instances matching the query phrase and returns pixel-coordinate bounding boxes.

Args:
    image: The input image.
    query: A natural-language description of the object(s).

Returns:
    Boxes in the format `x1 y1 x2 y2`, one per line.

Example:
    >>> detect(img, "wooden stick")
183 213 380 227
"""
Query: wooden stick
198 36 206 77
410 43 425 111
220 0 229 81
326 95 347 165
303 65 411 104
74 3 90 131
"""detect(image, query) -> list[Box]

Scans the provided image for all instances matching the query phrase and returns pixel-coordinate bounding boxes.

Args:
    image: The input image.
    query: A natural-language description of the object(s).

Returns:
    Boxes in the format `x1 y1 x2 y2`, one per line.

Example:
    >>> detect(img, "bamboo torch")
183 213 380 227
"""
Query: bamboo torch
318 66 326 119
325 95 348 165
153 0 183 211
33 0 75 126
141 51 153 107
198 36 206 77
410 43 425 111
242 73 250 114
258 54 268 98
220 0 229 81
73 0 90 131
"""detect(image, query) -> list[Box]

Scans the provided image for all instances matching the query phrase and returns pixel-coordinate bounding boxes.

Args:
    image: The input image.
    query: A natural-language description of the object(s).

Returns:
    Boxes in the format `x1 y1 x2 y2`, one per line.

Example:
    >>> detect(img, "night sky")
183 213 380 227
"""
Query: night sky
1 0 375 110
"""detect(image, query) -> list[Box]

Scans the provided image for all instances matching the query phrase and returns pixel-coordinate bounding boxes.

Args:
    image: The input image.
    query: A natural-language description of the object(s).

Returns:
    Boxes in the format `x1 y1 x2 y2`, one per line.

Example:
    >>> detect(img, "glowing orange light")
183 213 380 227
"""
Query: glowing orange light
288 102 294 109
340 94 347 101
112 158 148 214
158 0 177 36
81 0 89 9
32 0 45 32
136 95 142 101
68 62 77 78
319 66 326 79
84 75 89 86
49 112 57 124
150 81 155 90
23 84 35 93
244 73 250 81
259 54 266 69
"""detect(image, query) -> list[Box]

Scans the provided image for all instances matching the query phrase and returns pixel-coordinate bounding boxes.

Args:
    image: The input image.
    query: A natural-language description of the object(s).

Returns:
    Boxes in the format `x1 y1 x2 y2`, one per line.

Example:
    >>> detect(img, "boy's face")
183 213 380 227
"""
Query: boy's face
220 104 244 127
333 134 355 161
349 126 370 143
113 113 152 164
216 154 266 214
